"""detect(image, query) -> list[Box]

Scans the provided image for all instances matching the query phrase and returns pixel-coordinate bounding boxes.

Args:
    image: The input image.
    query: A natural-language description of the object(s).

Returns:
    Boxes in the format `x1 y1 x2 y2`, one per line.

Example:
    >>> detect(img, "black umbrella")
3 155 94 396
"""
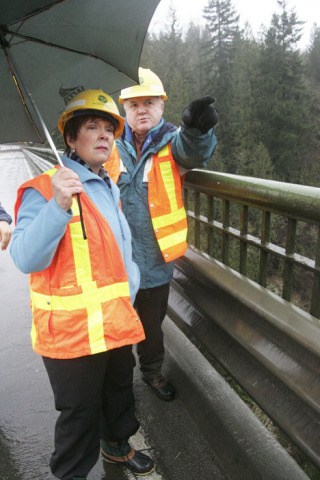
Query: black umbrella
0 0 160 164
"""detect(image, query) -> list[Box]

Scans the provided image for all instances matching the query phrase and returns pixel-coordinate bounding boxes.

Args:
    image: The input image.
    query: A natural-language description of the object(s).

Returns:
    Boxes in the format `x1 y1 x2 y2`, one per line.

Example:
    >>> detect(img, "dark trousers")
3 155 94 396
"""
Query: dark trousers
42 346 139 480
134 283 170 379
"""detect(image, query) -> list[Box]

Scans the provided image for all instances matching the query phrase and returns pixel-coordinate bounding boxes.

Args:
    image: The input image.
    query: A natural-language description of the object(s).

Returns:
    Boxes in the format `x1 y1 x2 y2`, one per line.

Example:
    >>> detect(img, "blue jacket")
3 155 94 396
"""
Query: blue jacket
10 156 140 303
0 202 12 224
115 119 217 289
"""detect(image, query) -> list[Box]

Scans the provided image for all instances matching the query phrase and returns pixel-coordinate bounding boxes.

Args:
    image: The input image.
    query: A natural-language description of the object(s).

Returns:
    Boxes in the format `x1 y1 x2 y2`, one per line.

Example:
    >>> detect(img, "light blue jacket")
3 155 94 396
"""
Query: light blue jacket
10 156 140 303
115 119 217 289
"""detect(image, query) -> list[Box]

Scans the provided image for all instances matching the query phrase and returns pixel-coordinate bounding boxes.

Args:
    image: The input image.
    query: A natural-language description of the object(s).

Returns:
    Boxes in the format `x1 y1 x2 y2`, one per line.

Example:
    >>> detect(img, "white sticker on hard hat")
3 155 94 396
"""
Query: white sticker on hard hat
66 99 86 110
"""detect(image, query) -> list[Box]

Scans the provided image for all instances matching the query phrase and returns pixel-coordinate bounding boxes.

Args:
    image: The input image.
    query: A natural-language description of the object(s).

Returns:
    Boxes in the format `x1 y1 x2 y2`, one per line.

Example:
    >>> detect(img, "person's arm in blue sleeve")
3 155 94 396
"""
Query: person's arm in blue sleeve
0 202 12 251
171 95 218 170
10 188 72 273
0 202 12 224
11 167 84 273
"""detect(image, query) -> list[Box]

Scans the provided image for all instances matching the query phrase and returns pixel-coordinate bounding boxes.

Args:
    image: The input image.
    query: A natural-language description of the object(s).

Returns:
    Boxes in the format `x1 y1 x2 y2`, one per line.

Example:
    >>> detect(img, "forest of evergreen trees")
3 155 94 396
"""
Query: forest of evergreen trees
141 0 320 186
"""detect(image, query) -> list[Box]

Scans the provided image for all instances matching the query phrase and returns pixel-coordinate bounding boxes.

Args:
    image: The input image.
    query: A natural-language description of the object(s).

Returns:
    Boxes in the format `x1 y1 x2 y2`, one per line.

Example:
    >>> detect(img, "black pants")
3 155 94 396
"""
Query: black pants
43 346 139 480
134 283 170 379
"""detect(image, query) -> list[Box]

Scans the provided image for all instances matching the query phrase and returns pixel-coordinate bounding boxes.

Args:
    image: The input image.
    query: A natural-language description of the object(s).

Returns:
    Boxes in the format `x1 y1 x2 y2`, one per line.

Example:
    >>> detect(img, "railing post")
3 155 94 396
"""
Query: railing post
239 204 248 275
282 218 296 301
259 210 270 287
222 199 230 265
311 226 320 317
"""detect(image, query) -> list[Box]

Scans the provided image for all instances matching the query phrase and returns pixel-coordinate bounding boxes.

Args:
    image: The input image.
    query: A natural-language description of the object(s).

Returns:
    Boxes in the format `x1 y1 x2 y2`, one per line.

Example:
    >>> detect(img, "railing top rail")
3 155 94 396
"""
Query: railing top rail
185 169 320 223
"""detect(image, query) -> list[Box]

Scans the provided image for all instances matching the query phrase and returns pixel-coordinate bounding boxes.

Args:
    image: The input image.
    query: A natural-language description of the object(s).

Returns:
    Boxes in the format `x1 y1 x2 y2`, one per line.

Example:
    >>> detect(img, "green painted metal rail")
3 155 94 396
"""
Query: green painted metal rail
170 168 320 473
184 169 320 319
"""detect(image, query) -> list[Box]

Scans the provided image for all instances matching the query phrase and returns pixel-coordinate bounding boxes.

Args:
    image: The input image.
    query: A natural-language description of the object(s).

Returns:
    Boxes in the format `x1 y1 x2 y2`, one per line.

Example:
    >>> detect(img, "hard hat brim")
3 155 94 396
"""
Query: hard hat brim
119 92 168 104
58 107 125 138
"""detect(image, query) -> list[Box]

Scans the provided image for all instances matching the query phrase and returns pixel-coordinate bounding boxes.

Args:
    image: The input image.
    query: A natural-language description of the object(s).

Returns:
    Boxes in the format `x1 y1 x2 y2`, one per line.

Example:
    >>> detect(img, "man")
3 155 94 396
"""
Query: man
10 89 154 480
106 68 218 401
0 202 12 250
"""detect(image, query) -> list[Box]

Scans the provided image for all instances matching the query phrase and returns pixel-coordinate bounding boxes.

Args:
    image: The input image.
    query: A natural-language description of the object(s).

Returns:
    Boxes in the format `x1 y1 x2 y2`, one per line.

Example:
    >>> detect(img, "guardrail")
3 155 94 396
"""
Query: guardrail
184 169 320 318
166 169 320 473
0 144 57 176
22 146 59 173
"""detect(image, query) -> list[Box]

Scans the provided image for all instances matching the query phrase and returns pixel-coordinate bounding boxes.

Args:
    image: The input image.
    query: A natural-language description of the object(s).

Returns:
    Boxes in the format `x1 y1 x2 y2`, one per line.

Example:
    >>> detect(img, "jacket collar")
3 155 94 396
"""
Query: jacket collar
123 119 166 154
60 156 105 184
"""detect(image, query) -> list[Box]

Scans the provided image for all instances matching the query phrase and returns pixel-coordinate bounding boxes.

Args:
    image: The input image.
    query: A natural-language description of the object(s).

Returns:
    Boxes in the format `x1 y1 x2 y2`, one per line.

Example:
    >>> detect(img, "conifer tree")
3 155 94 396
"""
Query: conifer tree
202 0 241 166
252 0 310 181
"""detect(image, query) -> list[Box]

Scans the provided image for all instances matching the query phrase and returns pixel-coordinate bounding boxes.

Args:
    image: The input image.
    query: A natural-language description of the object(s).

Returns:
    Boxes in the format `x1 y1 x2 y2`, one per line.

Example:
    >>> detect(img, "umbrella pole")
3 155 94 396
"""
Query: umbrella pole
30 94 88 239
31 99 88 238
28 97 64 167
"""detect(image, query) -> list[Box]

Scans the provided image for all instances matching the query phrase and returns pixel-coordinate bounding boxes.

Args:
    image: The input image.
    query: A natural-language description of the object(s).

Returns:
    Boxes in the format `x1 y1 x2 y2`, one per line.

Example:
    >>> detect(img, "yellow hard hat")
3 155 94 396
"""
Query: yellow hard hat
58 89 125 138
118 68 168 104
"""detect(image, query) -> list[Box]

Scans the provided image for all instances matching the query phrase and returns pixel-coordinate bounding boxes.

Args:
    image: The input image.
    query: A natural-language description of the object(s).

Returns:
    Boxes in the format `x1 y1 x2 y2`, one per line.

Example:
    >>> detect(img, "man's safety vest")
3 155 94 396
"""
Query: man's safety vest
106 144 188 263
15 169 145 359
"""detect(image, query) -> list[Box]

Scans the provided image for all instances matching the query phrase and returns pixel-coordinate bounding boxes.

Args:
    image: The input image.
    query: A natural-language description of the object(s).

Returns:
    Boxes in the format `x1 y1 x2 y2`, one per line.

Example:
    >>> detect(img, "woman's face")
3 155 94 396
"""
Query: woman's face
67 117 115 174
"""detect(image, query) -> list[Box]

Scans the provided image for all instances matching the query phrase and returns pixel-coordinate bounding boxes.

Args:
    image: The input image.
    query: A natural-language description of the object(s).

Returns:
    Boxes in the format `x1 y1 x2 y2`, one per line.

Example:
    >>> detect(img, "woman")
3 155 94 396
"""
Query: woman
10 89 154 480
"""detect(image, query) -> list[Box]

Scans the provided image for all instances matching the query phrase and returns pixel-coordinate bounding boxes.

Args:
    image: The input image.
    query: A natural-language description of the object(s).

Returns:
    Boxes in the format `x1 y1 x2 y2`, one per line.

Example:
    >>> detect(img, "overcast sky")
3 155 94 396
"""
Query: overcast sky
149 0 320 48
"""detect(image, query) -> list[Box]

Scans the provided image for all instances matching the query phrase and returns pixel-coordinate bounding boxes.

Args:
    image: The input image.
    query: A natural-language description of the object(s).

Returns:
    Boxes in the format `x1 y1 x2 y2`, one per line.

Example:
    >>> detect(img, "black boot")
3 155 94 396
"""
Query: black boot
101 439 154 476
144 373 176 401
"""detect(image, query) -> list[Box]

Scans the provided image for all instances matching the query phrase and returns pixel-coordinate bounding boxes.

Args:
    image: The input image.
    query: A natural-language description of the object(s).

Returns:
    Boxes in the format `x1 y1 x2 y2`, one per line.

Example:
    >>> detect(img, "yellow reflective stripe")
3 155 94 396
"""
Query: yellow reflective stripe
45 168 57 177
31 281 130 311
159 161 178 211
71 196 80 215
87 306 105 354
157 228 188 250
152 206 186 229
158 145 169 157
31 187 131 355
31 316 37 350
82 280 105 354
68 197 106 352
69 198 92 285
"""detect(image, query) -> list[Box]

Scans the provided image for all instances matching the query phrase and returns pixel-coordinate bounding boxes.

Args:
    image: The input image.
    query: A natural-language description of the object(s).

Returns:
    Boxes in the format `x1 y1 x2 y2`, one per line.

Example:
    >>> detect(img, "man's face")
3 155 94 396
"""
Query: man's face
124 96 164 135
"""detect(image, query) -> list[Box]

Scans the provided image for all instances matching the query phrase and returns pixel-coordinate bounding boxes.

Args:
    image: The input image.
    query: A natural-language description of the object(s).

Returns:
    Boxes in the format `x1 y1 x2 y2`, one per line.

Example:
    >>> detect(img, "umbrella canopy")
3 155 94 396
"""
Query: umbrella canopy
0 0 160 145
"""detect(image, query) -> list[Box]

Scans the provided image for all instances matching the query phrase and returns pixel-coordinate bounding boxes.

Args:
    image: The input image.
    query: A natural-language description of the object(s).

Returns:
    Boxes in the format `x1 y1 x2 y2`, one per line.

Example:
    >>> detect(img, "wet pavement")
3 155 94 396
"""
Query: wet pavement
0 150 229 480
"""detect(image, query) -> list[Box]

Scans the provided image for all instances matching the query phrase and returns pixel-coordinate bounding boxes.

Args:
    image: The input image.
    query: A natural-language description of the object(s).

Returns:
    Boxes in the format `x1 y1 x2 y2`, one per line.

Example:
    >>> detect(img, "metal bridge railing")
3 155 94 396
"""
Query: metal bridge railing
177 169 320 471
184 169 320 319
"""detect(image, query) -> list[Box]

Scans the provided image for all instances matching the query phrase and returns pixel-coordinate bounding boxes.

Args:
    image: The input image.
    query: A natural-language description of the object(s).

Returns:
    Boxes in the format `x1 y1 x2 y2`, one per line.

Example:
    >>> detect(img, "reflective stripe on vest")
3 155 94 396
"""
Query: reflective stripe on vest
15 169 145 359
105 144 188 263
148 144 188 262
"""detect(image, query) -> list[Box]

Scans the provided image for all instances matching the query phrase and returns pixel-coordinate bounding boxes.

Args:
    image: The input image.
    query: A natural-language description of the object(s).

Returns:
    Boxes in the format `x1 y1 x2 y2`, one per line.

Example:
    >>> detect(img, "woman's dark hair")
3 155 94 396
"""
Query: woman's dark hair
63 112 118 155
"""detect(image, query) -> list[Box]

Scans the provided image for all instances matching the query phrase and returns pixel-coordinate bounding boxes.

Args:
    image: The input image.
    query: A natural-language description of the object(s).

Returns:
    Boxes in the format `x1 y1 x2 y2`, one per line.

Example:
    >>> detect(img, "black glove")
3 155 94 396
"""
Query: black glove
181 96 219 133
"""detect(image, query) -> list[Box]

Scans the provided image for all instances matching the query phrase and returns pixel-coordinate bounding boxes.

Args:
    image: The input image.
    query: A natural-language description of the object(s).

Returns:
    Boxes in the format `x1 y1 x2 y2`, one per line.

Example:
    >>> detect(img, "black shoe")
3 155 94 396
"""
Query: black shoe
101 440 154 476
144 373 176 401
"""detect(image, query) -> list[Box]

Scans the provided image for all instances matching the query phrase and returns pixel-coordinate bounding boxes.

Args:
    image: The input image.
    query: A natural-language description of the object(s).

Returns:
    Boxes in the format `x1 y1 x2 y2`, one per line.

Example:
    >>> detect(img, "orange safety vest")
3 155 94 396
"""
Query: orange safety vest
15 169 145 359
105 144 188 263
